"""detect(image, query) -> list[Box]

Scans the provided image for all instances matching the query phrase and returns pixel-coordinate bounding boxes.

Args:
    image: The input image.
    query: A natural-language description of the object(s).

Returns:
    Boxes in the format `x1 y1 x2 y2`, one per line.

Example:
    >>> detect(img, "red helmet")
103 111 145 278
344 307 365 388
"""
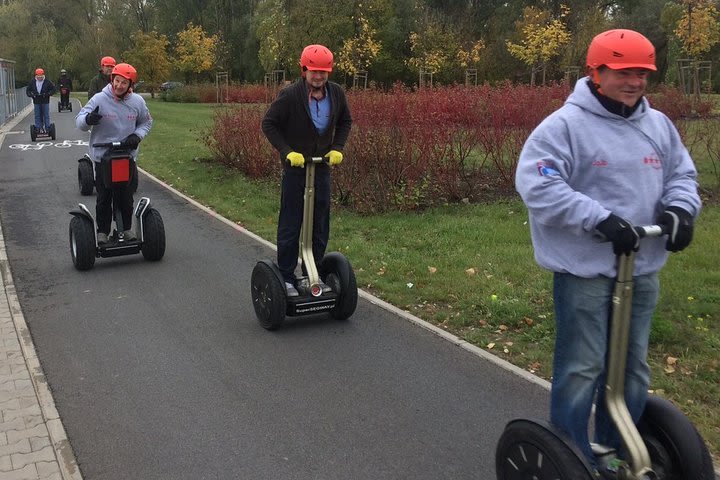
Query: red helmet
300 44 333 73
586 29 656 71
35 68 45 76
111 63 137 84
101 56 117 68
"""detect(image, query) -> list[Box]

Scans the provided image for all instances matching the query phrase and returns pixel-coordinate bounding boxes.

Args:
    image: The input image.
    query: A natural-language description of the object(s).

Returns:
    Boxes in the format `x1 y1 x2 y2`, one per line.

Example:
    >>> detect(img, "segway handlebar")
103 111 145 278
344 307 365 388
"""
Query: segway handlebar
634 223 670 238
92 141 123 148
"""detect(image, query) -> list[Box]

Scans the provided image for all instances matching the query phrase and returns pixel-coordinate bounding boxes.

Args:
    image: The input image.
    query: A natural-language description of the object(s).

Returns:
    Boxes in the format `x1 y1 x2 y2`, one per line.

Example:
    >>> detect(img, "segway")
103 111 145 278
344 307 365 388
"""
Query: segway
58 87 72 112
29 99 56 141
69 142 165 271
495 224 715 480
250 156 358 330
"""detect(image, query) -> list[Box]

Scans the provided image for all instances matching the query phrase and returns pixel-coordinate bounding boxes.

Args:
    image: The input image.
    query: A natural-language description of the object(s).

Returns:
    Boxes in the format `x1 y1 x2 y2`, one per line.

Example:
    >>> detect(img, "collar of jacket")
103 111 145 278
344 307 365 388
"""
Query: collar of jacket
586 79 642 118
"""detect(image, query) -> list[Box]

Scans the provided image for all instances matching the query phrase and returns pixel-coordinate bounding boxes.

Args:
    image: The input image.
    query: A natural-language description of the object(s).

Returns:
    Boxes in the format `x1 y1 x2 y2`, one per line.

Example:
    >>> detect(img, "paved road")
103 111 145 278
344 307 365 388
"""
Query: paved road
0 102 550 479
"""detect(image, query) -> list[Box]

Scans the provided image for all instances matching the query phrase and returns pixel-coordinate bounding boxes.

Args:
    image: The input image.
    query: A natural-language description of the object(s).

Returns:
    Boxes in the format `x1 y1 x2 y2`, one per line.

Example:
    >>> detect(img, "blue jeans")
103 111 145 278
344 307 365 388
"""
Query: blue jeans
33 103 51 130
550 272 659 464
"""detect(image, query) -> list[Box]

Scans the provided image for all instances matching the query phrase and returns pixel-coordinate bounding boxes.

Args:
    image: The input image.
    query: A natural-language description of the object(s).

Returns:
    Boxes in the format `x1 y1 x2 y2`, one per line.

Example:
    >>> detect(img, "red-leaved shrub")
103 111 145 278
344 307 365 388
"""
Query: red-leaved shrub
202 106 275 178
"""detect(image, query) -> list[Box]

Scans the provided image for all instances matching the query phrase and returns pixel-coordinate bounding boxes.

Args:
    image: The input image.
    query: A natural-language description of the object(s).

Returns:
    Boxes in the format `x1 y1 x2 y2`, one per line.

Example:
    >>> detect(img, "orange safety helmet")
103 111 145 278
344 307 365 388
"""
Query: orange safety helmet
35 68 45 76
100 56 117 68
300 44 333 73
586 29 656 72
111 63 137 84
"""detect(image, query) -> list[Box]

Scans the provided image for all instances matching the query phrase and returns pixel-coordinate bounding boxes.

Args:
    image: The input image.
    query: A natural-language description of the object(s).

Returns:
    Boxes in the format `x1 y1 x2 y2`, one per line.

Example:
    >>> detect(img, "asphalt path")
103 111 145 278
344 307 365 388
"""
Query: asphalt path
0 101 550 480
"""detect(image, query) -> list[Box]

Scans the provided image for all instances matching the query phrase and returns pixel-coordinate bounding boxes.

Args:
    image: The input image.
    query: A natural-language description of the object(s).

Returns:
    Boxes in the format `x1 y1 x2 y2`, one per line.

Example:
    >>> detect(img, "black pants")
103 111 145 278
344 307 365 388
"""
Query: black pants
94 162 136 234
60 90 70 105
277 166 331 284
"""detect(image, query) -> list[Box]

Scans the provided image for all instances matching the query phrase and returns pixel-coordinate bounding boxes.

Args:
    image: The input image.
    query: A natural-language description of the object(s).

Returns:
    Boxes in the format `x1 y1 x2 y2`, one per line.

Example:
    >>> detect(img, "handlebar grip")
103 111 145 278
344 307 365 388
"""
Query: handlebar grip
634 224 669 238
310 156 326 164
92 142 122 148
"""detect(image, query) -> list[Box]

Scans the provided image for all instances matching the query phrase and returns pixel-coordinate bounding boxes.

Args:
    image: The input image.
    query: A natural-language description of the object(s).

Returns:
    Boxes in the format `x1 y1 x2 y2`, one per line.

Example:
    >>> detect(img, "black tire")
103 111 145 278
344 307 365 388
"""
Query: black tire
320 252 358 320
30 125 36 142
69 216 96 271
637 395 715 480
57 102 61 113
251 262 286 330
141 208 165 261
69 103 72 112
496 419 595 480
49 123 56 140
78 160 94 195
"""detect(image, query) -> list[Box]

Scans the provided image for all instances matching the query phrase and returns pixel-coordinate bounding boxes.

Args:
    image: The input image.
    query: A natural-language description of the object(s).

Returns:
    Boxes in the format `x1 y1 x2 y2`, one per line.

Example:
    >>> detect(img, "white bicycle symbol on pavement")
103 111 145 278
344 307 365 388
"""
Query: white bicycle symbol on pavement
9 139 89 151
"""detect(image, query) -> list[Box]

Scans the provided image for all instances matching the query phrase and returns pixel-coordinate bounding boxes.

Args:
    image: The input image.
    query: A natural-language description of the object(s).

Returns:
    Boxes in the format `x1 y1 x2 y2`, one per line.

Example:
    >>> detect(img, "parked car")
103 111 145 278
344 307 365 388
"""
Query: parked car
160 81 184 92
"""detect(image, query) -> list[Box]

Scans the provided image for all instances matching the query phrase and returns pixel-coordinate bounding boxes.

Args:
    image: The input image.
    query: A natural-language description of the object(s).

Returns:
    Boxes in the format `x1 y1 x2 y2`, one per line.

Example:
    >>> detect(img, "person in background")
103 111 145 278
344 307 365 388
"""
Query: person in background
25 68 56 131
514 29 701 479
261 44 352 296
87 56 116 99
57 69 73 107
76 63 152 244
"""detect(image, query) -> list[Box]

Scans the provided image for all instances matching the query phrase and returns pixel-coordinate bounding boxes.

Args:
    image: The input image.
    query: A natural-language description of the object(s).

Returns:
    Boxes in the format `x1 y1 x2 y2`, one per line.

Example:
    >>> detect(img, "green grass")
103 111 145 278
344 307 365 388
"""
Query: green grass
139 99 720 459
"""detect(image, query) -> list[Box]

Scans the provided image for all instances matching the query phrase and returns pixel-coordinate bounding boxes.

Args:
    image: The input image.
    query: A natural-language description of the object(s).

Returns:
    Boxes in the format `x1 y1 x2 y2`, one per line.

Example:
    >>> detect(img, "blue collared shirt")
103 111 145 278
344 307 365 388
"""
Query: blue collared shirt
309 92 331 134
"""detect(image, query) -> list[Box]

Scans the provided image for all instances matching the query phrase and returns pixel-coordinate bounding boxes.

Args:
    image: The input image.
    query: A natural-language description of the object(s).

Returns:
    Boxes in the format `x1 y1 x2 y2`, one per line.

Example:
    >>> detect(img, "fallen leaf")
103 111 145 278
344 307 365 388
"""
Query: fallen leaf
666 356 678 366
487 342 495 349
465 268 476 276
428 266 437 274
524 317 534 326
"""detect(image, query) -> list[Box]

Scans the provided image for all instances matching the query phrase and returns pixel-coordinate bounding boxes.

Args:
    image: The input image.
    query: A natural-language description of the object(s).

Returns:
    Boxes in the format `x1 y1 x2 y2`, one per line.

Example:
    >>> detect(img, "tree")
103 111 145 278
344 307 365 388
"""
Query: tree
674 0 720 98
255 0 289 73
336 11 382 78
506 5 571 85
123 30 172 97
175 22 219 81
407 12 461 85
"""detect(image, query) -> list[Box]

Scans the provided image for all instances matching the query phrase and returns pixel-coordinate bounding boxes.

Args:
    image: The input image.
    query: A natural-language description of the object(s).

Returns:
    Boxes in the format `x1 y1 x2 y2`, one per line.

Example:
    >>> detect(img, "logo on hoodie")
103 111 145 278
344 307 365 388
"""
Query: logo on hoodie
537 161 560 177
643 153 662 169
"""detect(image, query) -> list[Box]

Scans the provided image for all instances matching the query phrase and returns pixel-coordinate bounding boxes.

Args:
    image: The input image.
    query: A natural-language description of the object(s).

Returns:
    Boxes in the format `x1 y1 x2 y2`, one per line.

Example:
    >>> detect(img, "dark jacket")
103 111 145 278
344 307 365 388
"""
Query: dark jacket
87 71 110 99
261 79 352 169
26 79 56 105
57 75 73 89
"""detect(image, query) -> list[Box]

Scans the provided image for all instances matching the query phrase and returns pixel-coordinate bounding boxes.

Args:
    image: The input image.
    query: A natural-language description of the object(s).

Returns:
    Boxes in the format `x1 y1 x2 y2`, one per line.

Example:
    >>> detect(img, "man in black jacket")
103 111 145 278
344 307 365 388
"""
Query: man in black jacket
25 68 56 131
57 69 73 107
261 44 352 296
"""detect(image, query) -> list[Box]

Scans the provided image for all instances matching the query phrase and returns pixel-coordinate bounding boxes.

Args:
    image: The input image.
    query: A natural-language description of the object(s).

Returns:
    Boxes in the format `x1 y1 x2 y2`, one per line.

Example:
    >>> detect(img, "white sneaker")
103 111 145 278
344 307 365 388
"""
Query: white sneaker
285 282 299 297
122 230 136 240
97 233 109 244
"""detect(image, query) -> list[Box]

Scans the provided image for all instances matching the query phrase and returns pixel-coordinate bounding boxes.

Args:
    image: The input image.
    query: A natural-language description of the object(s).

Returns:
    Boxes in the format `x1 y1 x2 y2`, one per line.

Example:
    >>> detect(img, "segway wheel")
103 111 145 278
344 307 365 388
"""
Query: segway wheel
141 208 166 261
49 123 56 140
320 252 358 320
251 262 286 330
496 419 595 480
69 102 72 112
637 395 715 479
30 125 37 142
78 160 94 195
69 216 96 271
58 102 61 113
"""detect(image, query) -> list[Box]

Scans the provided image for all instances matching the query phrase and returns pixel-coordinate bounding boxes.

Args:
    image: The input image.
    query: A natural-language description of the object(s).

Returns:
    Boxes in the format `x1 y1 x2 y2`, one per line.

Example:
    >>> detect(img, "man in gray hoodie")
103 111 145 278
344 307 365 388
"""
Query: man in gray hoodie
515 29 701 478
76 63 153 244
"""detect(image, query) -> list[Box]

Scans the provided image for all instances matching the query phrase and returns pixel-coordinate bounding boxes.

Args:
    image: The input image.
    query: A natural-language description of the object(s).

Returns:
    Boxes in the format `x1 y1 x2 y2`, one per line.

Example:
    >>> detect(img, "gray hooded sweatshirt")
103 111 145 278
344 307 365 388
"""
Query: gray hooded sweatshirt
76 84 153 163
515 77 701 278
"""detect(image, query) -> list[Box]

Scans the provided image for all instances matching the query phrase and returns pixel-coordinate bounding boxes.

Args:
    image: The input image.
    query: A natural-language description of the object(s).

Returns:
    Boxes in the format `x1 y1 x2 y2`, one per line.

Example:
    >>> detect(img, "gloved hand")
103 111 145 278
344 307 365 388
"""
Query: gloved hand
325 150 343 166
85 106 102 125
121 133 142 150
596 213 639 255
657 206 694 252
286 151 305 168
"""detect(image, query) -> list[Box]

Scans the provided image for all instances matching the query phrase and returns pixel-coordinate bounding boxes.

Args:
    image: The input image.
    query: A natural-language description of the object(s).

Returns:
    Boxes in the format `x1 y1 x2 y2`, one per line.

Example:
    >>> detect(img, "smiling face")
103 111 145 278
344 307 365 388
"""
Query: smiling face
304 69 329 90
112 75 131 96
596 67 650 107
